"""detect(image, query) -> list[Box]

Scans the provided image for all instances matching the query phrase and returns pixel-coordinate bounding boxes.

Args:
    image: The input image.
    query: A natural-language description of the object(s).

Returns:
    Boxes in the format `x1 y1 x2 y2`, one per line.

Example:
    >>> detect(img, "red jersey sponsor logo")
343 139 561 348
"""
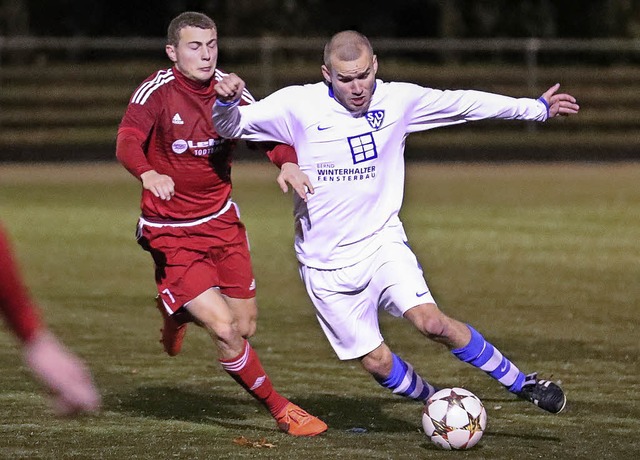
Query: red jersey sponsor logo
172 139 188 154
171 138 229 157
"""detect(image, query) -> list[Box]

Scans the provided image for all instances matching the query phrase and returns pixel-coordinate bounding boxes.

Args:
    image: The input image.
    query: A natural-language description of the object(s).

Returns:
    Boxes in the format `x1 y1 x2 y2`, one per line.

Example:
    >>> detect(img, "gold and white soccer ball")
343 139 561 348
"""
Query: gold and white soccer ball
422 387 487 450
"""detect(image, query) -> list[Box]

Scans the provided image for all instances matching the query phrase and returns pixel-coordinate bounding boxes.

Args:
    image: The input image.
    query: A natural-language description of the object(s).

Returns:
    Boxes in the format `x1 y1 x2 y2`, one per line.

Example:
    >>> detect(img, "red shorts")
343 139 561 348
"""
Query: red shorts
136 202 256 312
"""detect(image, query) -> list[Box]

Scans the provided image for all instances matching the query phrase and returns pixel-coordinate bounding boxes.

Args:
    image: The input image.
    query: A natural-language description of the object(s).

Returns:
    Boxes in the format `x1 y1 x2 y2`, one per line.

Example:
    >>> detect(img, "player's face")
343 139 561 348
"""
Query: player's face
322 49 378 116
166 26 218 83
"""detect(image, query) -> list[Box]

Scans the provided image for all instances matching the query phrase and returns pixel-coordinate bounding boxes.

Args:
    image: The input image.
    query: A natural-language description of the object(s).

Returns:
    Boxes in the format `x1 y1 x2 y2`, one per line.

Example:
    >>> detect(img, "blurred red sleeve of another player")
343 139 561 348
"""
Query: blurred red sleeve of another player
0 224 43 343
0 223 101 415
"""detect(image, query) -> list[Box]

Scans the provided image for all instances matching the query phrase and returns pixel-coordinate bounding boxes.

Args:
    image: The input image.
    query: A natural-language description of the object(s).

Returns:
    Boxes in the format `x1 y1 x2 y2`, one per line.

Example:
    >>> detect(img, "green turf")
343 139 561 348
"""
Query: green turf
0 161 638 459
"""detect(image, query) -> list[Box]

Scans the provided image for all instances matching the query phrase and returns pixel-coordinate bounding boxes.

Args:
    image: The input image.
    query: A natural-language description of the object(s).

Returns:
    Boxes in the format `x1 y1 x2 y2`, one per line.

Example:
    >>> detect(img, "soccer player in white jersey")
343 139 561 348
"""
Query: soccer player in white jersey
212 30 580 414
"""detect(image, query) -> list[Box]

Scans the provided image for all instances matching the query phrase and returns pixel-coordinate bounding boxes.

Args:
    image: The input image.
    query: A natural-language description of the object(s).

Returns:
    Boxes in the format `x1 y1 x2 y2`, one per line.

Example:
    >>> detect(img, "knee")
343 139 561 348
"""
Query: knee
408 305 450 341
239 316 257 338
234 306 257 338
201 317 239 345
230 299 258 339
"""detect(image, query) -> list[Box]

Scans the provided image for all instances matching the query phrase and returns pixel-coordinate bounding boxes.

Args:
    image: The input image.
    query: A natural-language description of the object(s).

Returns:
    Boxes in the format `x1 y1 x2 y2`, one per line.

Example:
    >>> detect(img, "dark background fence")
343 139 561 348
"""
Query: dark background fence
1 36 639 162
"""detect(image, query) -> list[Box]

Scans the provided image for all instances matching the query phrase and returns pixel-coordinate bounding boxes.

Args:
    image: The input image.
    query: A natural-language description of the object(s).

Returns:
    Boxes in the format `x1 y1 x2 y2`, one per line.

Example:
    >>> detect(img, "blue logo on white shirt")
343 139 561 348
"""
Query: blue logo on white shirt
348 133 378 164
365 110 385 129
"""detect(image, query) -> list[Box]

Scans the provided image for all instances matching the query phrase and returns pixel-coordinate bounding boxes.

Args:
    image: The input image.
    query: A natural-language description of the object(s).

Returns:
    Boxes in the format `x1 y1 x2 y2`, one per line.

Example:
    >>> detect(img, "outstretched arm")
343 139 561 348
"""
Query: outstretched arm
218 77 313 200
0 225 101 416
24 331 102 416
214 73 294 144
213 73 248 139
215 73 246 104
539 83 580 118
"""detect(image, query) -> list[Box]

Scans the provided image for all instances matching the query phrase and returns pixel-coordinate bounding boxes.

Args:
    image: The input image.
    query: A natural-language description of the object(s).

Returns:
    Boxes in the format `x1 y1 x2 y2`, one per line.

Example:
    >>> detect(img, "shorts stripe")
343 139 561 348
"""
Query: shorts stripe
138 200 233 228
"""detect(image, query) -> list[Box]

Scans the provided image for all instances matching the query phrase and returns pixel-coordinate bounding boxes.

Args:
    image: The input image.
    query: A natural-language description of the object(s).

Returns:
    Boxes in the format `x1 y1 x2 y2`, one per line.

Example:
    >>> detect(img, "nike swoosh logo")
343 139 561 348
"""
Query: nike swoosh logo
416 291 430 297
317 125 332 131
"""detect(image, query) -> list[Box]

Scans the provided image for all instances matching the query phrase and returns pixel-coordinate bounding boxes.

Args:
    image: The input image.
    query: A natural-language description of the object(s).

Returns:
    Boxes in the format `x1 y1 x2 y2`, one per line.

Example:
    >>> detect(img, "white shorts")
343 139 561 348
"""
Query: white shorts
299 240 435 360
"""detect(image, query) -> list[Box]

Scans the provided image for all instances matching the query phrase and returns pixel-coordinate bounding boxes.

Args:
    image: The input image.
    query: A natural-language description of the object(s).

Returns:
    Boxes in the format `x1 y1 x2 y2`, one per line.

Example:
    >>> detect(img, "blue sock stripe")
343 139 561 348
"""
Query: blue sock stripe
416 383 433 401
487 357 511 380
452 325 485 362
472 342 496 368
376 353 436 401
453 324 526 394
478 347 502 371
508 372 526 393
378 353 408 388
405 370 419 396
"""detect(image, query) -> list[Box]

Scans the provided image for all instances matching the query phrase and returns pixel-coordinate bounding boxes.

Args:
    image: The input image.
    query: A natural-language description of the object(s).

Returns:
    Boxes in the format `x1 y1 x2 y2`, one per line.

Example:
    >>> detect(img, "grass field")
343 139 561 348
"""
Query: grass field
0 161 638 459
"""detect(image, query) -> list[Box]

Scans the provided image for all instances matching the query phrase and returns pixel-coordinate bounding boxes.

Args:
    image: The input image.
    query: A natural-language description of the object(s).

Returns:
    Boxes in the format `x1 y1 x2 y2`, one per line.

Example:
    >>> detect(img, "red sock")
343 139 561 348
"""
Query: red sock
220 340 289 417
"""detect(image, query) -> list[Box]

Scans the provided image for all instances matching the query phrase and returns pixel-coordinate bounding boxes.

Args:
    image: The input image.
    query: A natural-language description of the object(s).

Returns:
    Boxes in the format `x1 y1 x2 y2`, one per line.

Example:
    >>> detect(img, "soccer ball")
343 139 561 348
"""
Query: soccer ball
422 387 487 450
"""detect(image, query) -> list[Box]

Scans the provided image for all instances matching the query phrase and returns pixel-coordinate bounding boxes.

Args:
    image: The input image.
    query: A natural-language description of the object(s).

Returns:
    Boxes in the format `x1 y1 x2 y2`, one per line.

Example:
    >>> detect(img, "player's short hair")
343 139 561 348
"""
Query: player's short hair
167 12 216 46
323 30 373 68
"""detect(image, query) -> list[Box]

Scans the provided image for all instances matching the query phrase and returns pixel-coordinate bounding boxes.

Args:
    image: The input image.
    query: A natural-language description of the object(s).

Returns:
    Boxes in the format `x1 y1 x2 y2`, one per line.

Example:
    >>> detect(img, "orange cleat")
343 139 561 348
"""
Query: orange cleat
275 402 328 436
155 296 187 357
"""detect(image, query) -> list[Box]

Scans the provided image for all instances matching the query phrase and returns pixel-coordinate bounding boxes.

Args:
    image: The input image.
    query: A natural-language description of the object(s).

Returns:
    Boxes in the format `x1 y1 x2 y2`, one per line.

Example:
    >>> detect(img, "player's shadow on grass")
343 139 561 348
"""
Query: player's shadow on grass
114 385 278 432
292 393 418 433
113 386 416 433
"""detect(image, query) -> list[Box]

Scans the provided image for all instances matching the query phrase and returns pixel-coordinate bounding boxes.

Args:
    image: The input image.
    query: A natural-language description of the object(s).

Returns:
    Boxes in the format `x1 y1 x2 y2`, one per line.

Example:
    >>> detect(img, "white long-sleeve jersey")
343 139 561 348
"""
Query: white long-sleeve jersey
213 80 548 269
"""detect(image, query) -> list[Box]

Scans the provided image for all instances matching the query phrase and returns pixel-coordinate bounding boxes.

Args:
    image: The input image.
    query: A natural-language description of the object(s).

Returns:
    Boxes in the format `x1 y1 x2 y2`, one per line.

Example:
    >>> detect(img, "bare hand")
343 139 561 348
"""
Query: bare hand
215 73 246 104
141 170 175 201
24 331 101 416
277 162 314 202
540 83 580 117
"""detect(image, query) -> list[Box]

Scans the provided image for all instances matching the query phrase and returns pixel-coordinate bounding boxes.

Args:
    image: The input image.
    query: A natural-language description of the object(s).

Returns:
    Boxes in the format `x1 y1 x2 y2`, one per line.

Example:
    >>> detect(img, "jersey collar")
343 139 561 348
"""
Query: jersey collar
173 66 216 95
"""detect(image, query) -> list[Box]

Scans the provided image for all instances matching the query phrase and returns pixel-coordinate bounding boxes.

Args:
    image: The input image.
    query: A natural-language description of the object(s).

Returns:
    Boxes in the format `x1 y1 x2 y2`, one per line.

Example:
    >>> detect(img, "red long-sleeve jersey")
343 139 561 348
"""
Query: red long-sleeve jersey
117 66 295 220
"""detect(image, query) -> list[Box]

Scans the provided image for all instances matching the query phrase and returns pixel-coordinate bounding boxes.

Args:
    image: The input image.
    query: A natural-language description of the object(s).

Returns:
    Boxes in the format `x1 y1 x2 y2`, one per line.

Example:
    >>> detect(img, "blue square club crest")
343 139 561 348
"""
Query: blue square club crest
348 133 378 164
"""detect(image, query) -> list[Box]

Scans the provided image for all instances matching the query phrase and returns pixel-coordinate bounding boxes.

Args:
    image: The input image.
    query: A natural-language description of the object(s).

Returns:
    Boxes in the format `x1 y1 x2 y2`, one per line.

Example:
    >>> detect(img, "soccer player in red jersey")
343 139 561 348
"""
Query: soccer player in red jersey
0 223 101 416
116 11 325 436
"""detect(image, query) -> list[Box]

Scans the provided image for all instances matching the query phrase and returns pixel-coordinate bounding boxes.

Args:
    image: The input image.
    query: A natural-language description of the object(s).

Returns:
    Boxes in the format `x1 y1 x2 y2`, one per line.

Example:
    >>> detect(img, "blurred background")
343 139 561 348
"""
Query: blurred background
1 0 639 161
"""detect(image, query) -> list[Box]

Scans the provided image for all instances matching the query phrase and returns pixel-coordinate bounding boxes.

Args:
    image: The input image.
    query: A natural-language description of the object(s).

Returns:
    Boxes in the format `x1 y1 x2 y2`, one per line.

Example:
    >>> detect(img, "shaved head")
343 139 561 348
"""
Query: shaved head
323 30 373 69
321 30 378 116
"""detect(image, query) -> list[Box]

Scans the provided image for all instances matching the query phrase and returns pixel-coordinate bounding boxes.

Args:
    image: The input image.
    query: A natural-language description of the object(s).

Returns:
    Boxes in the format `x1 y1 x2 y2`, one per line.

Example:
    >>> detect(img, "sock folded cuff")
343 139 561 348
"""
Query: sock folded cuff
219 339 250 372
377 353 407 387
451 325 485 362
508 371 526 393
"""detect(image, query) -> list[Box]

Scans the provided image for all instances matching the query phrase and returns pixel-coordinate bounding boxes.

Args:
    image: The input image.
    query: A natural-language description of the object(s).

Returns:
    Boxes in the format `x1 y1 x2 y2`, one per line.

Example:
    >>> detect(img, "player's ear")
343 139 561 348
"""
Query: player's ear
165 44 177 63
372 55 378 74
321 65 331 84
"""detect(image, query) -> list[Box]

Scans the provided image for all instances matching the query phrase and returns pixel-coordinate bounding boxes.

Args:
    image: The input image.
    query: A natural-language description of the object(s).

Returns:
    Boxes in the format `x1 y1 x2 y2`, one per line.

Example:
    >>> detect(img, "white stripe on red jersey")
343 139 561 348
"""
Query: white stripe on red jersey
131 69 175 105
214 68 255 104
